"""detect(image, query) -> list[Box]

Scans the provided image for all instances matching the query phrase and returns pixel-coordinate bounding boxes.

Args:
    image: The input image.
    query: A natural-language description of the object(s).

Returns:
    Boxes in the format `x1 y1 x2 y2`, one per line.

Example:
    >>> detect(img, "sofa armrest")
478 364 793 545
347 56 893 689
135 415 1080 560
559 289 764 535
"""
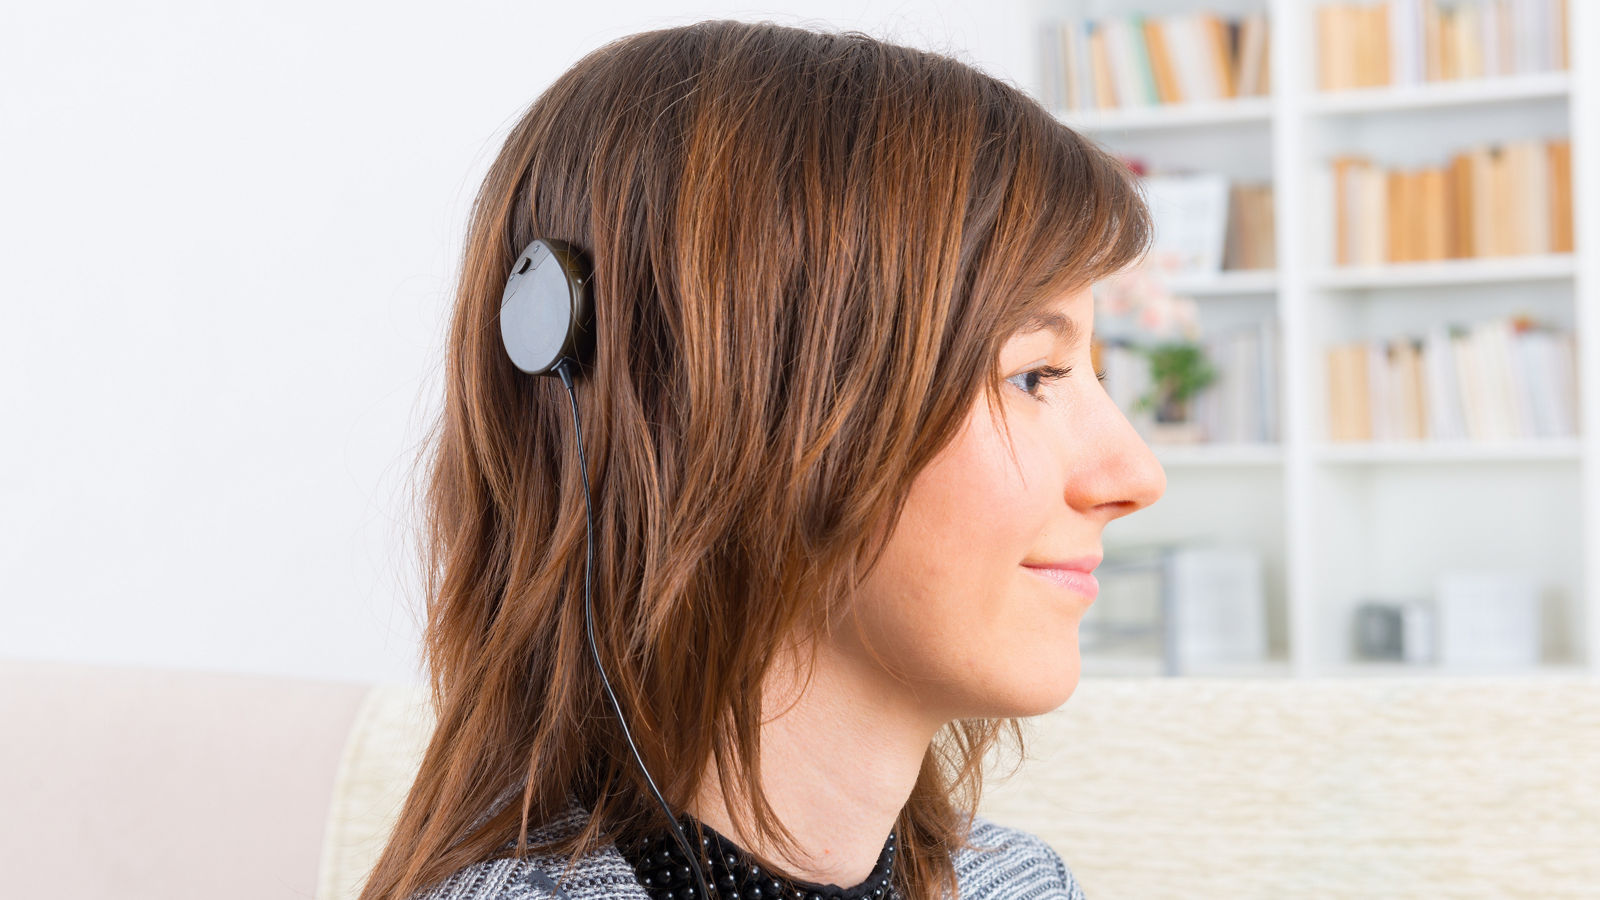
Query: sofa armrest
0 657 368 900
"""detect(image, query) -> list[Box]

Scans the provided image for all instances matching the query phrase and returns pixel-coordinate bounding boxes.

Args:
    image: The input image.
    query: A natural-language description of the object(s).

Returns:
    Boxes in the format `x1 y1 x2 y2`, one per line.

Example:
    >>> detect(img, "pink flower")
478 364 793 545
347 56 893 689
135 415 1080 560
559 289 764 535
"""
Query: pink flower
1096 255 1203 340
1099 284 1134 316
1139 302 1168 332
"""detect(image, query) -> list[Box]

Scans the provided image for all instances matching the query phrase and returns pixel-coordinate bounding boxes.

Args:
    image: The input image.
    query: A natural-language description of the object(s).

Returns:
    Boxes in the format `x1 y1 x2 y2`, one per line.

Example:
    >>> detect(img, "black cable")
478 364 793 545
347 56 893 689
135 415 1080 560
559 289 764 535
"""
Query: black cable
555 358 714 900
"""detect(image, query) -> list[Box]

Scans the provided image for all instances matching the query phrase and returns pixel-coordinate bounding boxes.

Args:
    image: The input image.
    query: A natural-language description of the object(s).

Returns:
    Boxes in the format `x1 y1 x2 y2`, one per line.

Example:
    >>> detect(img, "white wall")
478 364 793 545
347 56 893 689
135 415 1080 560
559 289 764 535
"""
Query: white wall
0 1 1032 686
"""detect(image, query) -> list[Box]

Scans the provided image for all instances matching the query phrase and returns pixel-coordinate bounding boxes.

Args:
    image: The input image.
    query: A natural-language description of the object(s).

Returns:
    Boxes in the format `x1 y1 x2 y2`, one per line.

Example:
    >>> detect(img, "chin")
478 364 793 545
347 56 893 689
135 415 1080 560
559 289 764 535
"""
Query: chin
1018 621 1084 713
974 653 1082 719
1023 667 1081 716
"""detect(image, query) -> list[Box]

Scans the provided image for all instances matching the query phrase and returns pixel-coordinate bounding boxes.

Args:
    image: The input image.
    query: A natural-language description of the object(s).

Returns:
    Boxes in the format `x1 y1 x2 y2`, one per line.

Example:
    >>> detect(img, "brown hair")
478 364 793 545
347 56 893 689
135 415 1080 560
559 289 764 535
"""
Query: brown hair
362 18 1150 900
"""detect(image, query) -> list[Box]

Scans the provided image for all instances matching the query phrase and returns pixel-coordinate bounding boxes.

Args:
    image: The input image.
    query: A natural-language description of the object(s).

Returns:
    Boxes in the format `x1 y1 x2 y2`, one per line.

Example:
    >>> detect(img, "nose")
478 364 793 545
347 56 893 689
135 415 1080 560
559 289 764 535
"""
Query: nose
1067 385 1167 519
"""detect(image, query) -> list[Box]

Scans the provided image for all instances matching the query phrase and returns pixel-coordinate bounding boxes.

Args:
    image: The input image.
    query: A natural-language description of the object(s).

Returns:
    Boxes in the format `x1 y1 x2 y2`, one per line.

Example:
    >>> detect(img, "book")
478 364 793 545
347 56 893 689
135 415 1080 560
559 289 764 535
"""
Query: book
1141 172 1231 275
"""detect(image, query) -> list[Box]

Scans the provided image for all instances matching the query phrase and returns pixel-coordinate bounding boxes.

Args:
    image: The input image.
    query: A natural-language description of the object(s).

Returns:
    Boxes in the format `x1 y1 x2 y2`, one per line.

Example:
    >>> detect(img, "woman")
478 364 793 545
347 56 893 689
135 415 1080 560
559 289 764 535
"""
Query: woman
362 18 1165 900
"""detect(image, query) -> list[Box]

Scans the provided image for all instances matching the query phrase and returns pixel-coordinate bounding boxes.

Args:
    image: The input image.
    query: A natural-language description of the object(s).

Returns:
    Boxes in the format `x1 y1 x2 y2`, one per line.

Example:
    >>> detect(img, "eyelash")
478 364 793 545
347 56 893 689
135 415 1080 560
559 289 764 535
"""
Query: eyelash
1008 364 1109 401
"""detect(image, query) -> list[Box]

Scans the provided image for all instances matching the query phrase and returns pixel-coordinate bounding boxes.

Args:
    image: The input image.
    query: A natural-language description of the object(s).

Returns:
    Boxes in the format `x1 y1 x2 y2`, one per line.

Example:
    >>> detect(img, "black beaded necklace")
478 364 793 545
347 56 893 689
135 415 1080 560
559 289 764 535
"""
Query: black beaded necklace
617 814 898 900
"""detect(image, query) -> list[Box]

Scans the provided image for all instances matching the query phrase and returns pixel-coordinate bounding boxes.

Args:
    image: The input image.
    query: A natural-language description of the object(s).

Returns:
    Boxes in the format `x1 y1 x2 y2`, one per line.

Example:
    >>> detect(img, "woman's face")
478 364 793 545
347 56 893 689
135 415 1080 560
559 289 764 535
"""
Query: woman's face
839 282 1166 725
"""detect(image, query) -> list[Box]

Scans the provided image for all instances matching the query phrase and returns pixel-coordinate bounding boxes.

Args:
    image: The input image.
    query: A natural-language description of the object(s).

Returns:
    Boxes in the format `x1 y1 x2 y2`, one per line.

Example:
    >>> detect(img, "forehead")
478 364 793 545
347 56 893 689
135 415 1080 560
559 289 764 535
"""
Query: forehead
1015 310 1082 345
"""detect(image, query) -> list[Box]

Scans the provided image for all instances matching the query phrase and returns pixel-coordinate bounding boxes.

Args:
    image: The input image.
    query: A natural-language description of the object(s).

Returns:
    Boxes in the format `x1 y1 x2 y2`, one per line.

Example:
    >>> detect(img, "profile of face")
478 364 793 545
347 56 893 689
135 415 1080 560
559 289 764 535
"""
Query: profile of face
839 282 1167 727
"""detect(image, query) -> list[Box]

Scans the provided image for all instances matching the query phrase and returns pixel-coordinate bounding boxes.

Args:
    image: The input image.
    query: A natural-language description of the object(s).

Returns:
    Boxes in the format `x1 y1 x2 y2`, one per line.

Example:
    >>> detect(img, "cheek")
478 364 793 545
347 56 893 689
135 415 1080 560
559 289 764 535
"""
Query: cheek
846 403 1074 709
904 410 1047 568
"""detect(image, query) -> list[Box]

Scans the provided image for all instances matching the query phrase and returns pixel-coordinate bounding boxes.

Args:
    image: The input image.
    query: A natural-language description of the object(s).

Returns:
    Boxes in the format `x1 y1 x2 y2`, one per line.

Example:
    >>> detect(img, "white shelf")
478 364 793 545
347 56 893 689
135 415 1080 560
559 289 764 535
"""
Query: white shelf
1153 443 1283 467
1305 71 1571 116
1031 0 1597 678
1084 656 1589 680
1313 439 1583 464
1166 268 1278 296
1055 95 1271 133
1310 253 1576 289
1081 654 1294 679
1316 661 1593 680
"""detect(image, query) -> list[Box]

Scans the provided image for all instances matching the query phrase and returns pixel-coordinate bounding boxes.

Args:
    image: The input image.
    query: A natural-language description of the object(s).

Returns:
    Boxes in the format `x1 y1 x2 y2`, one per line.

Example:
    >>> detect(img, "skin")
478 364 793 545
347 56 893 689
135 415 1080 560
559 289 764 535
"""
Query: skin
686 282 1167 887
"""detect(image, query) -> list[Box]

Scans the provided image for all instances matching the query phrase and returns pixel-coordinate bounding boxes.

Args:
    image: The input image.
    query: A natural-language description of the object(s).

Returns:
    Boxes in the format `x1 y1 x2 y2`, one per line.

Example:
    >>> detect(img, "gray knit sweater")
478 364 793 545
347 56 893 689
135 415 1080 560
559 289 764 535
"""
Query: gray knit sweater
406 795 1086 900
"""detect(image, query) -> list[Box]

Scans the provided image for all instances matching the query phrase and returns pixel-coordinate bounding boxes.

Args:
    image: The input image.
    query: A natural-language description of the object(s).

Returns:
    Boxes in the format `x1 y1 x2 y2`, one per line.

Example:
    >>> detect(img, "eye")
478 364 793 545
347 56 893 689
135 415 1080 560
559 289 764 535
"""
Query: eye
1006 364 1074 402
1005 364 1109 402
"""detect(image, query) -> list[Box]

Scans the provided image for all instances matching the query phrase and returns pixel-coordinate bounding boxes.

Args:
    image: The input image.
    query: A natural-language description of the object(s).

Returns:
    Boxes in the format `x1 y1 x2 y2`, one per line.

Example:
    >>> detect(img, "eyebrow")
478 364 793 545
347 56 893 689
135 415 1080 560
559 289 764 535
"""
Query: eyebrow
1018 311 1082 345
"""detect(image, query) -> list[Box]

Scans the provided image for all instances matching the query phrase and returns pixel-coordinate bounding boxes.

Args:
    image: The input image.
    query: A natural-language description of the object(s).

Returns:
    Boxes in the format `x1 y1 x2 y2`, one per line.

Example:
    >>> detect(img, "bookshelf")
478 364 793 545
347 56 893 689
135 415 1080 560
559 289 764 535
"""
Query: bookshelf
1030 0 1596 679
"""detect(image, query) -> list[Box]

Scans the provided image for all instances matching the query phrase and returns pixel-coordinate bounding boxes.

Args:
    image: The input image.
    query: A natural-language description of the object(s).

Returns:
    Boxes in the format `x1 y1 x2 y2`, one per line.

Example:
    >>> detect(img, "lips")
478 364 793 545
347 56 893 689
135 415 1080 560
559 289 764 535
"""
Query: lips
1022 554 1102 573
1021 562 1100 602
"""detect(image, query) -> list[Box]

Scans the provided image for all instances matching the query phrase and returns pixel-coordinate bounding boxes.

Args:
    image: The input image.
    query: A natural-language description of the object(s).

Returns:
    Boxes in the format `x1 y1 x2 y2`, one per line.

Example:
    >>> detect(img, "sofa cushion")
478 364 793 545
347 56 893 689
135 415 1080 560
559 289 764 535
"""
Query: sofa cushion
319 675 1600 898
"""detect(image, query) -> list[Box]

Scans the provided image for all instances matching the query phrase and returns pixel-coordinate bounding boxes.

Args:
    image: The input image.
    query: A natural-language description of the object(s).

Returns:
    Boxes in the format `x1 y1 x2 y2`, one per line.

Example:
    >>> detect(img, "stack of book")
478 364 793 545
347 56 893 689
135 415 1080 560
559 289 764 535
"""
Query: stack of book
1037 11 1270 113
1316 0 1569 91
1325 315 1578 441
1329 136 1572 265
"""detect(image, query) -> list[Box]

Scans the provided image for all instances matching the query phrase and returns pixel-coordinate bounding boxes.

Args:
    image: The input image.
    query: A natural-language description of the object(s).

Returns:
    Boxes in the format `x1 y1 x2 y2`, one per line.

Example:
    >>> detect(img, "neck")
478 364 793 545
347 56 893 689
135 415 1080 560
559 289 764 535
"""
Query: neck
685 631 943 887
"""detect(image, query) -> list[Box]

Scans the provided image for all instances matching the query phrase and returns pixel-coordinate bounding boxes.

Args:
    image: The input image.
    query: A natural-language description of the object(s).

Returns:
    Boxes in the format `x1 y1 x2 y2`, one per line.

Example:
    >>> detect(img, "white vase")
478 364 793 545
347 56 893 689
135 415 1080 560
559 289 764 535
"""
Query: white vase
1148 421 1205 444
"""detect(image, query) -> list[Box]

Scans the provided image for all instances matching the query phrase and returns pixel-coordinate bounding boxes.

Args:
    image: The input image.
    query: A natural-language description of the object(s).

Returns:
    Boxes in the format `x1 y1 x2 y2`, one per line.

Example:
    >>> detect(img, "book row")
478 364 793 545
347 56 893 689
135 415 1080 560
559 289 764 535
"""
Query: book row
1037 11 1269 113
1326 314 1577 442
1317 0 1569 91
1330 136 1572 265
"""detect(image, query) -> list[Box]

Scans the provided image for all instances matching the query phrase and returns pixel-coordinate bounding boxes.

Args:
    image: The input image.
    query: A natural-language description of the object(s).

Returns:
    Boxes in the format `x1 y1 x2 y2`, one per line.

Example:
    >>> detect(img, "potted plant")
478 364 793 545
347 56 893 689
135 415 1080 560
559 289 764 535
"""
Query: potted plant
1132 342 1217 443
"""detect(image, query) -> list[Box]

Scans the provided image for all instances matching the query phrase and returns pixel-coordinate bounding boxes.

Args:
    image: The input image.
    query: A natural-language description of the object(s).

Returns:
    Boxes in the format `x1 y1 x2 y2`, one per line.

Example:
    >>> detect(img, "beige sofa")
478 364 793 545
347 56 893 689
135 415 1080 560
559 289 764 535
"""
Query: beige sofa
4 656 1597 899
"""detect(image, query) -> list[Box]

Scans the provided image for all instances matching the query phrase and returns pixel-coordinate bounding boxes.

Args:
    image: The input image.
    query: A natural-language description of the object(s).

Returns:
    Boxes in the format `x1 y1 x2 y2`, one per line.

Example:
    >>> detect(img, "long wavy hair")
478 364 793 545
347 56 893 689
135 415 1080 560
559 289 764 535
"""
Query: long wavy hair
361 18 1151 900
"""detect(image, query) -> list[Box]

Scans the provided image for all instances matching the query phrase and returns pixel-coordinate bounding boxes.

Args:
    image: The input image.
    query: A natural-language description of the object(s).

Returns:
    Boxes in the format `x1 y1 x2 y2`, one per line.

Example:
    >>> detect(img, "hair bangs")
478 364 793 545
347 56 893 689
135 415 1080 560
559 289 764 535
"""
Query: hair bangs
1013 118 1153 324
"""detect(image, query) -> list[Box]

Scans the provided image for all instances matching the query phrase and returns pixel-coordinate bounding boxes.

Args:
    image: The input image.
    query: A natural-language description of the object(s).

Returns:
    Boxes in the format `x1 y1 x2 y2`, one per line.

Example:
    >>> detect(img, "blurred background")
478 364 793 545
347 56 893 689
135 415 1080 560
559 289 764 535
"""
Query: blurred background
2 0 1594 688
6 4 1598 898
1053 0 1595 681
0 2 1029 686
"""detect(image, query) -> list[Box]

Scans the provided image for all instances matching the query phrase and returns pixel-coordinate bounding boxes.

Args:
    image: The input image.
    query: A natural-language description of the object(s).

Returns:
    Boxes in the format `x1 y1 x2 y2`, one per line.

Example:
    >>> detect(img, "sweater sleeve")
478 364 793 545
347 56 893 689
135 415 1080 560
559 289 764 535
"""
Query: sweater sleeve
1038 839 1087 900
957 817 1086 898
